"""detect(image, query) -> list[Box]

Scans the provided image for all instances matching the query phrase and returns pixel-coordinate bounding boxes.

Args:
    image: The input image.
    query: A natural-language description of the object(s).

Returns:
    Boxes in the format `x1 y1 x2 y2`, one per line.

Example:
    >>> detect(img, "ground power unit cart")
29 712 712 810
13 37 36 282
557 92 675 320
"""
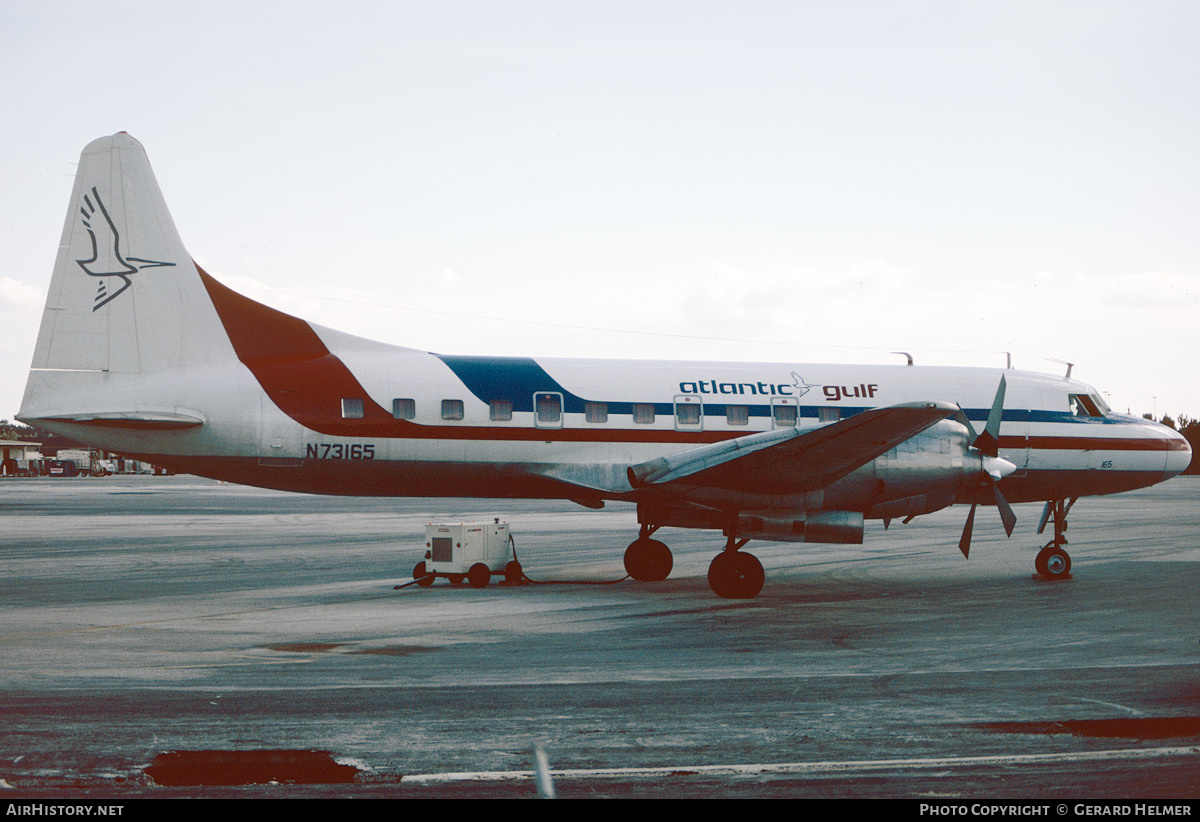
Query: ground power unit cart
413 520 524 588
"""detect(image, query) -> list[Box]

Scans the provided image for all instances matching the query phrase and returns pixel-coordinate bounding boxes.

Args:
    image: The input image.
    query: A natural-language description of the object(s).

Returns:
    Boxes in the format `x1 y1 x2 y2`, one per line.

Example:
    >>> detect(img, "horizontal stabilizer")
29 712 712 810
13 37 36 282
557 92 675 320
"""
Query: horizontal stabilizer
34 410 205 430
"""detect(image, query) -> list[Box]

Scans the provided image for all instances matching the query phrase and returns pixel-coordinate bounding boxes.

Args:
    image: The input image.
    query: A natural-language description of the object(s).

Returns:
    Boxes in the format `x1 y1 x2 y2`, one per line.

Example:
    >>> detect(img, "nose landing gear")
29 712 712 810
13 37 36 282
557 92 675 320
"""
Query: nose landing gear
1035 544 1071 578
1034 498 1076 580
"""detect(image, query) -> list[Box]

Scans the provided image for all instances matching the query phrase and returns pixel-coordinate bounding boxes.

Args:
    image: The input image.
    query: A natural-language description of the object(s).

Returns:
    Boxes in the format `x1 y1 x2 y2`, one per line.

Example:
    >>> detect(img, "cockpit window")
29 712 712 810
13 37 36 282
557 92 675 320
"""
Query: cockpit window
1069 393 1105 418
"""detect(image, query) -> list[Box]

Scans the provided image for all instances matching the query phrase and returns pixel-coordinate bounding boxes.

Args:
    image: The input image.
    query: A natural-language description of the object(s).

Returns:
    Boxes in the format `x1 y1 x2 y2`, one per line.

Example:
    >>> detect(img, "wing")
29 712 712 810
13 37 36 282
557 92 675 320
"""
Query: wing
627 401 958 496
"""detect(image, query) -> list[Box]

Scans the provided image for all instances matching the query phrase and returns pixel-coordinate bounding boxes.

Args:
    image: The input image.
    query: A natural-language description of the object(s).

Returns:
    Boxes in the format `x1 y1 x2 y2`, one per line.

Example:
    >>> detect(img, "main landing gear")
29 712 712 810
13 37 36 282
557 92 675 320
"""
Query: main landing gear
623 525 673 582
623 524 765 599
1034 498 1076 580
708 538 764 600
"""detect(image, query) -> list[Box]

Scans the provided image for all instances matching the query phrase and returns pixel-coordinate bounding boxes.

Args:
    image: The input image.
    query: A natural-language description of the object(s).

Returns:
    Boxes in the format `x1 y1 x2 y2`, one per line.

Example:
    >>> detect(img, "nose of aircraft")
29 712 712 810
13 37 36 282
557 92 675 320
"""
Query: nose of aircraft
1163 424 1192 479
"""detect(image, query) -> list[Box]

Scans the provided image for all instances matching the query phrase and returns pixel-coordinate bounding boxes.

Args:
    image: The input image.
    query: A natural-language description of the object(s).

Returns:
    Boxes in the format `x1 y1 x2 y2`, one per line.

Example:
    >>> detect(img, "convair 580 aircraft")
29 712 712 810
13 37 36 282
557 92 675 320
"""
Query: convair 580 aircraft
18 134 1192 598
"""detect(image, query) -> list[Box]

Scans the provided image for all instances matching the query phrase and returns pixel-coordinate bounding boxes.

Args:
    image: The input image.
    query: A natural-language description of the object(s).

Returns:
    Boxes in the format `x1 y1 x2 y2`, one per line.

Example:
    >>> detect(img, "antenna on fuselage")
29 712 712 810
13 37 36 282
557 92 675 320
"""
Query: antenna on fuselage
1047 358 1075 379
892 351 914 366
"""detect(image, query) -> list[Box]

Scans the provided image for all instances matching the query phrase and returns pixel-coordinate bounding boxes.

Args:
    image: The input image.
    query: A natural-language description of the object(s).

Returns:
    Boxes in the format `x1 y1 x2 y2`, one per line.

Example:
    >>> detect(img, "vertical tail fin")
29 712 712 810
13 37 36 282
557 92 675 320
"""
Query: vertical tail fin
19 133 235 424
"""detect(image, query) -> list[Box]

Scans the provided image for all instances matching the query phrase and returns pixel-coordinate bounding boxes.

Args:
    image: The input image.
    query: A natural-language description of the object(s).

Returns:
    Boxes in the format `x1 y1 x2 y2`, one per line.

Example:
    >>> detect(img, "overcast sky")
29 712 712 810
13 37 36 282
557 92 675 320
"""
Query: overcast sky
2 1 1197 423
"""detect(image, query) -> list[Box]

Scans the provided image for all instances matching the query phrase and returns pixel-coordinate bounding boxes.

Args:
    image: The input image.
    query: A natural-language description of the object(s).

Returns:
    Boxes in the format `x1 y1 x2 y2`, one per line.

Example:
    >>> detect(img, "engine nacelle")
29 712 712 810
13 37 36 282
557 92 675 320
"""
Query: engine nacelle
735 509 864 544
824 419 982 520
638 502 864 544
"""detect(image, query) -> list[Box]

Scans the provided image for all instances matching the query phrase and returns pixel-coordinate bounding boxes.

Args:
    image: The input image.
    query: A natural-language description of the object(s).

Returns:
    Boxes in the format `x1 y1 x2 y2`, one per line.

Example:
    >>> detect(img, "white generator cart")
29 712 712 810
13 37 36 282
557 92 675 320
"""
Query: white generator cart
413 521 522 588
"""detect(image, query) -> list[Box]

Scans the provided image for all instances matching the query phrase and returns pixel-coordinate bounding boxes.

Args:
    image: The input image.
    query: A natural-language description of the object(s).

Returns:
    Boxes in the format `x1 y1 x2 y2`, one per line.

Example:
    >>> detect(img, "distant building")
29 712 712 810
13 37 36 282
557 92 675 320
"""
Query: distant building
1 440 43 476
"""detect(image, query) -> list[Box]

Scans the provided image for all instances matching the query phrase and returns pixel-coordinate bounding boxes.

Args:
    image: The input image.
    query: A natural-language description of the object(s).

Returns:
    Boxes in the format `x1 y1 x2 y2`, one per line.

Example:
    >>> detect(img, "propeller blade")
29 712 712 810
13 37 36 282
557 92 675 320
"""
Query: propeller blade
959 502 977 558
984 375 1007 438
991 480 1017 537
956 377 1016 558
972 376 1007 458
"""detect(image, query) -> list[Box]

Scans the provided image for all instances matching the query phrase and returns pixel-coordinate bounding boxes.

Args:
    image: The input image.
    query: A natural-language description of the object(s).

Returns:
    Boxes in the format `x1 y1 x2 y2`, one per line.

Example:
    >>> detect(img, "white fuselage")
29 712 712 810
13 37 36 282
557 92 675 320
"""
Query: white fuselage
27 316 1188 512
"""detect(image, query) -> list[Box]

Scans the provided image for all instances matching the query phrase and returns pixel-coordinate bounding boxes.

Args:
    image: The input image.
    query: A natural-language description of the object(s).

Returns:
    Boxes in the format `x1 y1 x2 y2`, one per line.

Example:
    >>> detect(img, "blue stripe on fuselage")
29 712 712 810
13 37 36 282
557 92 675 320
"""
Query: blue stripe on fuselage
435 355 588 413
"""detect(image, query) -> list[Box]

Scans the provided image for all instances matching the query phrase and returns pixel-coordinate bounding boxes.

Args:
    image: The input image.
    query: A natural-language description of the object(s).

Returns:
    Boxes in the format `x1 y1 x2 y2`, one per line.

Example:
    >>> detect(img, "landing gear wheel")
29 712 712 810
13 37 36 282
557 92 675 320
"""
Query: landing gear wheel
413 561 435 587
1035 546 1072 580
623 538 673 582
708 551 765 599
467 562 491 589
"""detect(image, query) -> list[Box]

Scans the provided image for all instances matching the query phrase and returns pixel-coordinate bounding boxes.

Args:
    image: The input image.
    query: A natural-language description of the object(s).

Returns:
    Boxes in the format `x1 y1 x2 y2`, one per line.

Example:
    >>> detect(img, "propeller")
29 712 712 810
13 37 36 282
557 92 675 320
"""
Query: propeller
955 376 1018 557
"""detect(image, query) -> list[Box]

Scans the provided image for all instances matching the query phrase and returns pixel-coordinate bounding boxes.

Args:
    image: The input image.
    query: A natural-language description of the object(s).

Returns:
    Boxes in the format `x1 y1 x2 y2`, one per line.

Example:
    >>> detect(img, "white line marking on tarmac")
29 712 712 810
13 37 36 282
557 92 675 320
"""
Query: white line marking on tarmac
1068 697 1145 716
401 745 1200 784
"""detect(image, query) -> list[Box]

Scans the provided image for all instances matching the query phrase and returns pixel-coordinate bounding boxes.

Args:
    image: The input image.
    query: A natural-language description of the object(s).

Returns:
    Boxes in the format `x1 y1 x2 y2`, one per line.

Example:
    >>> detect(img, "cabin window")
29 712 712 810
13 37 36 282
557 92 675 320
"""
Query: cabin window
441 399 464 421
585 402 608 423
726 405 749 426
819 407 840 423
633 403 656 424
392 398 415 420
341 398 364 419
490 400 512 422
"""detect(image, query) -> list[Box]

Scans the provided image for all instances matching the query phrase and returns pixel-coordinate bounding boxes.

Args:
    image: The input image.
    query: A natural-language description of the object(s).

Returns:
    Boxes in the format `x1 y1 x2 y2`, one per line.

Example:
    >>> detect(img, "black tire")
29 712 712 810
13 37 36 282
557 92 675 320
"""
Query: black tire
413 561 435 587
708 551 765 599
623 538 673 582
1035 546 1071 579
467 562 491 589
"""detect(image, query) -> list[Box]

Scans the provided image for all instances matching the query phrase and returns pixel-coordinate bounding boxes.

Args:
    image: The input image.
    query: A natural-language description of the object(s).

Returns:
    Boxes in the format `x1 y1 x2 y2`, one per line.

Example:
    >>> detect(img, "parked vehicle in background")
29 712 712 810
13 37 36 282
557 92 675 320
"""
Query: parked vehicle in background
52 449 113 477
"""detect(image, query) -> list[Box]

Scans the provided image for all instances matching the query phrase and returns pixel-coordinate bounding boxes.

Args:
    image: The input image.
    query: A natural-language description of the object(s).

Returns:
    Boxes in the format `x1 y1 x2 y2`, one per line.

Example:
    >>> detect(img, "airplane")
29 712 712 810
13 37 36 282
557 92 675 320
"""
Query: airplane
17 133 1192 599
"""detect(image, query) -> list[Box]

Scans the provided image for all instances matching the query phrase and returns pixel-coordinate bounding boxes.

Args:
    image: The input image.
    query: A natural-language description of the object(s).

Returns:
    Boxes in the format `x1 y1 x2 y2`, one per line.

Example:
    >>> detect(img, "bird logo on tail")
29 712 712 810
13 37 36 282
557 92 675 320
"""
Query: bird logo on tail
76 186 175 311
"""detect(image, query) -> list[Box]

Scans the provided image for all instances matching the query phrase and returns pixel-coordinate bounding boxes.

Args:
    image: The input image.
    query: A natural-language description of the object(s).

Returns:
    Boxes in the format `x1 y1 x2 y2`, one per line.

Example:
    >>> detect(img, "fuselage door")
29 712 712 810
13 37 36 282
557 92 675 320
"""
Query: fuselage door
534 392 564 429
674 395 704 432
771 397 799 429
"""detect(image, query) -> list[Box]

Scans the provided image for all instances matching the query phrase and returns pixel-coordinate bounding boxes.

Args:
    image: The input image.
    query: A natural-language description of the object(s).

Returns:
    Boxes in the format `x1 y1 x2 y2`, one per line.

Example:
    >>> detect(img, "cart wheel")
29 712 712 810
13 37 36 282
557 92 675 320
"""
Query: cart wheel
467 563 490 589
413 561 435 587
504 560 524 584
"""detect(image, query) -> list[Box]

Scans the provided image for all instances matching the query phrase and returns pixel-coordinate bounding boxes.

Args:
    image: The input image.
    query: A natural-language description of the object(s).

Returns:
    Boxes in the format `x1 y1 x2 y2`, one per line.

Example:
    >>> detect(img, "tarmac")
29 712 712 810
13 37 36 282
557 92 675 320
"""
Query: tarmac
1 474 1197 799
